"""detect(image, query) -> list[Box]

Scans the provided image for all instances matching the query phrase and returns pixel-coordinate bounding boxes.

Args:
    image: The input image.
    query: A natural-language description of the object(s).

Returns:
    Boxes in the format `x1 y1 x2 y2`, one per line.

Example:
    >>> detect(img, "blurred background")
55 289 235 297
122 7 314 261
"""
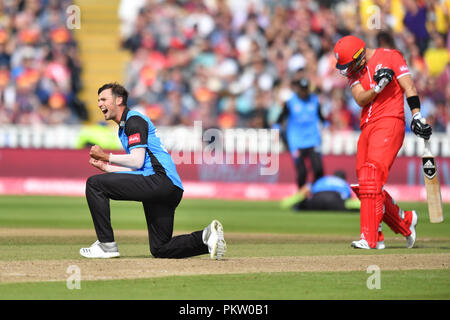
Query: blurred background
0 0 448 201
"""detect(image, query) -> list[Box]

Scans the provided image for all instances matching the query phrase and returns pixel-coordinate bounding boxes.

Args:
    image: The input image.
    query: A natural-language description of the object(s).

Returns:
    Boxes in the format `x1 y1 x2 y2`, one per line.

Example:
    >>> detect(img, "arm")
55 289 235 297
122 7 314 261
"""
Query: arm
272 102 289 148
106 164 133 172
350 83 378 107
90 145 146 170
274 102 289 125
317 103 325 122
89 115 149 170
109 148 146 169
89 158 133 173
351 68 395 107
397 74 419 114
398 74 432 139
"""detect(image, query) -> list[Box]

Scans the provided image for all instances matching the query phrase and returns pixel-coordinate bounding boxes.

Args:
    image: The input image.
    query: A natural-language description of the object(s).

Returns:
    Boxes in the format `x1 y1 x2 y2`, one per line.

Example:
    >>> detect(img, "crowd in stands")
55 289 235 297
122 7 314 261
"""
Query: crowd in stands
0 0 447 133
120 0 449 133
0 0 86 125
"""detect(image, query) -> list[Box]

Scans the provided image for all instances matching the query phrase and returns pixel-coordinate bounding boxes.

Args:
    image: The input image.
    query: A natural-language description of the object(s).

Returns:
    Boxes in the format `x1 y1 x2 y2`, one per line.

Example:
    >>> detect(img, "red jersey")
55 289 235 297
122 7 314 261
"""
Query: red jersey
348 49 411 129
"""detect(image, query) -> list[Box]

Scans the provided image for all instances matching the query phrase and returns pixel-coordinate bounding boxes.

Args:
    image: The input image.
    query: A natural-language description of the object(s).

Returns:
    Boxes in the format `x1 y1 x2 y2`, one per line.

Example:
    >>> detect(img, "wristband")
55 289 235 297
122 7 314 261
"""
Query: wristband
407 95 420 111
412 111 421 119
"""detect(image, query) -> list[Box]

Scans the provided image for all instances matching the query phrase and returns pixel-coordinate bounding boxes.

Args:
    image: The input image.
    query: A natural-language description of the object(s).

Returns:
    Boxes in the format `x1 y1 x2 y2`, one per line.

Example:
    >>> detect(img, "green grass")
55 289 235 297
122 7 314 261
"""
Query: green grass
1 270 449 300
1 195 449 261
1 234 449 261
0 195 449 237
0 195 449 300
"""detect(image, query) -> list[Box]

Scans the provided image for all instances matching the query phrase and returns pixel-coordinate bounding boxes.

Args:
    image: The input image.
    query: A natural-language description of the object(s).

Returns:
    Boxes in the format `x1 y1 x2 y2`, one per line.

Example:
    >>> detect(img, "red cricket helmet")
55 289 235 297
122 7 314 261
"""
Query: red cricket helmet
334 35 366 78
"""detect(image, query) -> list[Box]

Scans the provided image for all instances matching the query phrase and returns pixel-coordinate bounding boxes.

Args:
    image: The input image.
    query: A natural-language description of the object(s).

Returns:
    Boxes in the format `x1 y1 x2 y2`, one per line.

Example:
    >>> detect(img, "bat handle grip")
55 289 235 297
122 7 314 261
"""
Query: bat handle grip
423 138 432 157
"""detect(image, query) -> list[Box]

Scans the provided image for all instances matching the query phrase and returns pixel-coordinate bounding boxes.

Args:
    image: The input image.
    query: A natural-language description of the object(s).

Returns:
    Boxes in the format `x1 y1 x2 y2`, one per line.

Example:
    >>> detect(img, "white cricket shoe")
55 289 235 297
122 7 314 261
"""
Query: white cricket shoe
80 240 120 258
351 239 385 250
351 239 370 249
203 220 226 260
376 241 385 250
406 210 418 249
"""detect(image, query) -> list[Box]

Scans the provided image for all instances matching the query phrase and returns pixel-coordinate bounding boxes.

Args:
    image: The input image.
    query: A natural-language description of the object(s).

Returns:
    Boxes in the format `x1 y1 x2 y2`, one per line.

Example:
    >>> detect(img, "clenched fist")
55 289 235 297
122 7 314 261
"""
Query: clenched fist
89 158 107 171
410 112 432 140
373 68 395 93
90 145 109 162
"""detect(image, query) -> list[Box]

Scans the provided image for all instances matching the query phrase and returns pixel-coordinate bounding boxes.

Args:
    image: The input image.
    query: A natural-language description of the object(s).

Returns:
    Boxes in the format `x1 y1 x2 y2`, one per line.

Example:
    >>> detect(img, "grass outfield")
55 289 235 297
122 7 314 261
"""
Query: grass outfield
0 195 449 300
2 270 449 300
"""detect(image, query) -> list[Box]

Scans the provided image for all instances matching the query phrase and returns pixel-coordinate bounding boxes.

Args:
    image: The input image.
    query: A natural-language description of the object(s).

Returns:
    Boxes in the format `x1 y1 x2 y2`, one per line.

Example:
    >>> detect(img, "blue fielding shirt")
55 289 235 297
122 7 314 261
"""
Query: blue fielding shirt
285 93 322 152
116 108 183 190
311 176 351 200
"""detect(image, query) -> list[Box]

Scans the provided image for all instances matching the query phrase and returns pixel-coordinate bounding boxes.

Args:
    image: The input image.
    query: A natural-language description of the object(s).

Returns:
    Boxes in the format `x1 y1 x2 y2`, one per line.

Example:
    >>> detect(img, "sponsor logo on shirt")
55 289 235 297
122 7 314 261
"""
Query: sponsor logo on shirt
128 133 141 144
399 65 409 72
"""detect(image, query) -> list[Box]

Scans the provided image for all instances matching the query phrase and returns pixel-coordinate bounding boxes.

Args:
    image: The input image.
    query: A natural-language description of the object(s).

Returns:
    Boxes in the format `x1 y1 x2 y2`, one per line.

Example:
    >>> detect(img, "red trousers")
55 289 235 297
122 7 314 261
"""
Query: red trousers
356 117 406 247
356 117 405 184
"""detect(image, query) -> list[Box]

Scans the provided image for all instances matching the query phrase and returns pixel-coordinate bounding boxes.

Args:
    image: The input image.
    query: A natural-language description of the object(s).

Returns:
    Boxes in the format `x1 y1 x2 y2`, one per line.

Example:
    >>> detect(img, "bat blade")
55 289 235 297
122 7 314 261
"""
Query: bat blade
422 140 444 223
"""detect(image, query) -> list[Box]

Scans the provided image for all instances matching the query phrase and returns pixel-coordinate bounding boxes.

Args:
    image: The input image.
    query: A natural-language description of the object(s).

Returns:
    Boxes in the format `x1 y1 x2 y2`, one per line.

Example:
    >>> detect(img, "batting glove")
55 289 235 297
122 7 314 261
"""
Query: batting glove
410 112 432 140
373 68 395 93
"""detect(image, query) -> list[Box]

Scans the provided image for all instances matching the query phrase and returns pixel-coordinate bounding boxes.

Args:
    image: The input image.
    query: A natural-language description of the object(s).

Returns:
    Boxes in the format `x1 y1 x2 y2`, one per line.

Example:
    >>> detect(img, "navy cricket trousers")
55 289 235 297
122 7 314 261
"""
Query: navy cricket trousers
85 172 208 258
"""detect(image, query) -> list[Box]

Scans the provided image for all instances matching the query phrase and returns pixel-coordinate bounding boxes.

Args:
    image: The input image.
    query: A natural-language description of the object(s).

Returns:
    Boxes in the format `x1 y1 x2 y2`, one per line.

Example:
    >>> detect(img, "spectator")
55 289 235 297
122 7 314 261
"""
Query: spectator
428 100 449 133
0 0 85 125
376 30 396 49
0 64 14 104
119 0 448 135
327 88 355 132
424 32 449 77
247 89 270 128
403 0 430 55
217 94 240 129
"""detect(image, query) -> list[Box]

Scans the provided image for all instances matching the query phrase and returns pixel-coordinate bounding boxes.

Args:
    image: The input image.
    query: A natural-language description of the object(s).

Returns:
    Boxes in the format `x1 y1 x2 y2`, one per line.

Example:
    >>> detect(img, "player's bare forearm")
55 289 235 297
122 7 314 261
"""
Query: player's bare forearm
397 74 419 114
398 74 417 97
351 83 378 107
401 74 433 139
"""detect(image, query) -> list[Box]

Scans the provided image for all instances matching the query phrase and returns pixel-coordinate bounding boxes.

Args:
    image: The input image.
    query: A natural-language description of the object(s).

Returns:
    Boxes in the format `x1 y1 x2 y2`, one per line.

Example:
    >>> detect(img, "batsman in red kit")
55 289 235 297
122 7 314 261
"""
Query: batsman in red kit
333 35 432 249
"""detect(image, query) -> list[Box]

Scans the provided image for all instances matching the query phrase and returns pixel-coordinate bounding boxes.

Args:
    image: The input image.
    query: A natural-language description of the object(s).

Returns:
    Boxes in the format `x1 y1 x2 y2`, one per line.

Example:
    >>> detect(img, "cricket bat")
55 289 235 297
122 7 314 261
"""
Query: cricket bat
422 139 444 223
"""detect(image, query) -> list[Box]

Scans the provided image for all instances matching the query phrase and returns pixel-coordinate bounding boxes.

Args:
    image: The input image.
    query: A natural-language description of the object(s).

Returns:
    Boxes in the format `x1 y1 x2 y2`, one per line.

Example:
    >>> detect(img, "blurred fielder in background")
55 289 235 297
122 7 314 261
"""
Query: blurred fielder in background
275 77 325 209
334 35 433 250
292 170 360 212
80 83 226 260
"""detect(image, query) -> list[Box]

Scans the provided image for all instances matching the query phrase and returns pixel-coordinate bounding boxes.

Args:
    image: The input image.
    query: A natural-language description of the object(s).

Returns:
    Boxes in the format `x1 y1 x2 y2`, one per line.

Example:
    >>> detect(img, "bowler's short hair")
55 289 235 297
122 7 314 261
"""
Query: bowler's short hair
98 83 128 106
